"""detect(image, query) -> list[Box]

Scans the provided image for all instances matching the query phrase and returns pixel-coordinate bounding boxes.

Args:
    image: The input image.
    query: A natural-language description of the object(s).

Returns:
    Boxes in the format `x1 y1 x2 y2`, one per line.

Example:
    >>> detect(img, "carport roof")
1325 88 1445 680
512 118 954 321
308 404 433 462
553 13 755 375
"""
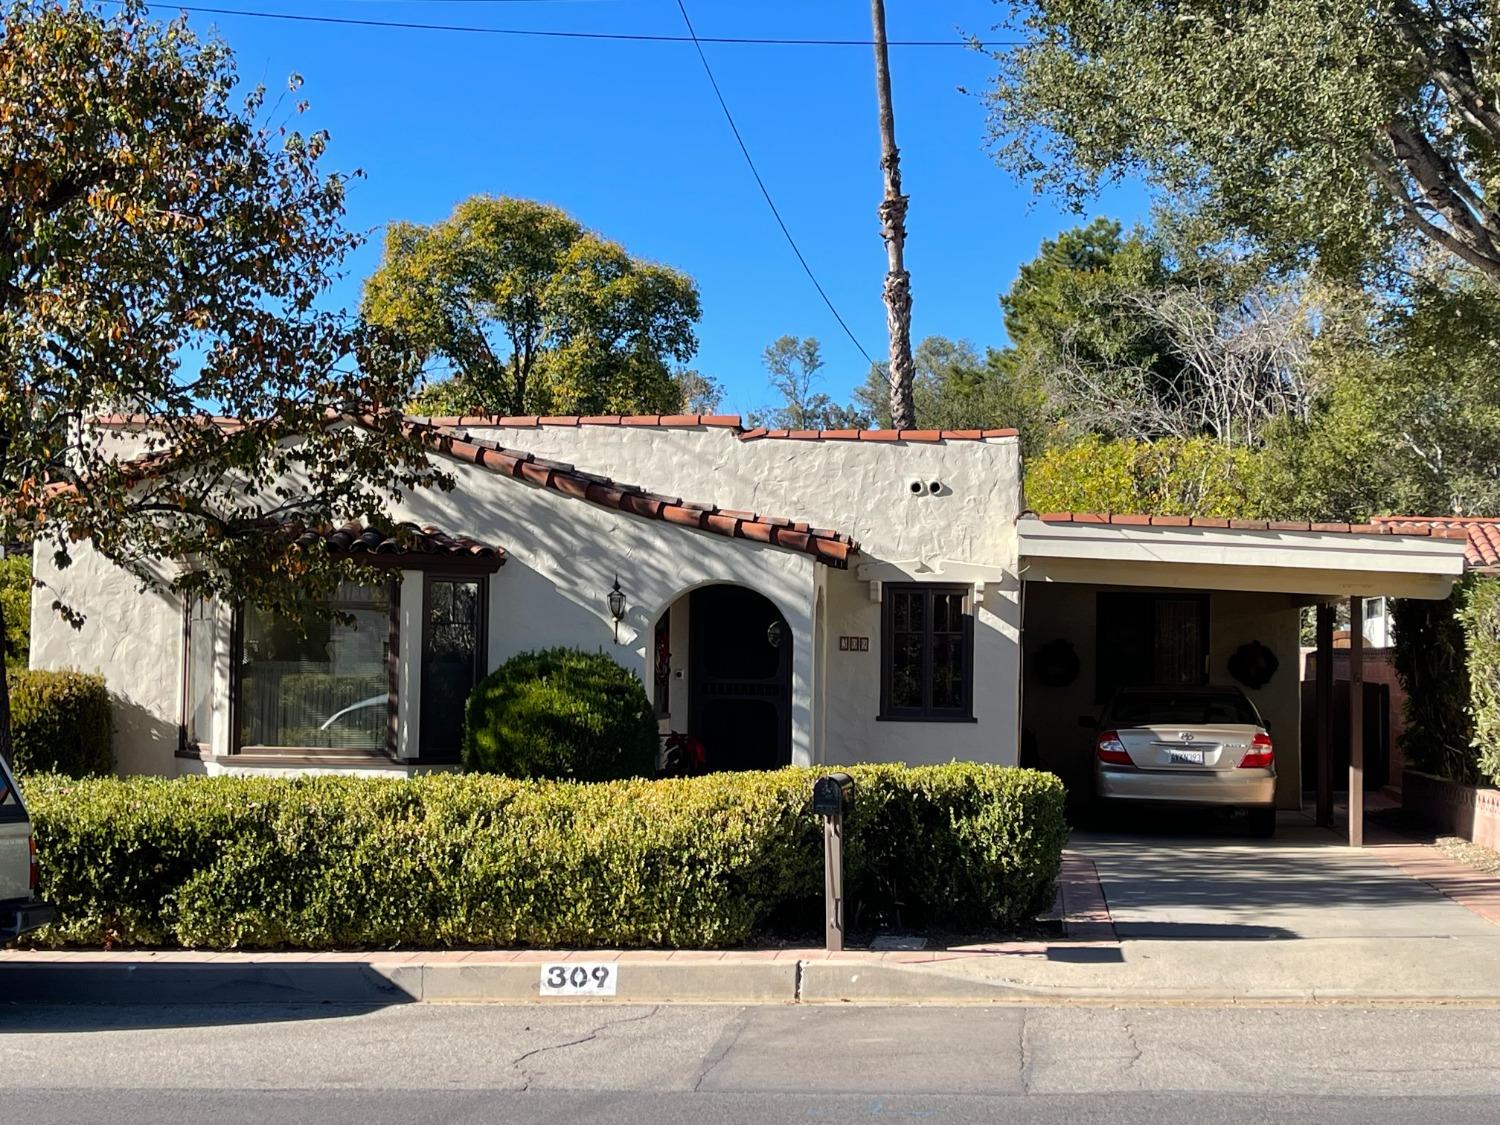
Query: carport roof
1018 512 1469 600
1369 516 1500 572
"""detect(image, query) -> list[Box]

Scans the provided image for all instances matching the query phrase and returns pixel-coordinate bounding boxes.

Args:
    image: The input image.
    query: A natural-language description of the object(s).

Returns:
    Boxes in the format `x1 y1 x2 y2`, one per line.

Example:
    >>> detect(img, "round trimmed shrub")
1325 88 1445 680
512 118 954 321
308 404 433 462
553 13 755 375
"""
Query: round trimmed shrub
7 669 113 777
462 647 657 781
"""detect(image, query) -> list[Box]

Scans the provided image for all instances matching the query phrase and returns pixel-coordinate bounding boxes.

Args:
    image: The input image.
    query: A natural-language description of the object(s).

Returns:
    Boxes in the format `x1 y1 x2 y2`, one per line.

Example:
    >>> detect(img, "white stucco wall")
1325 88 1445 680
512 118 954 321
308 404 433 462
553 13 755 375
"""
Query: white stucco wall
29 540 184 775
27 422 1027 776
1019 582 1303 809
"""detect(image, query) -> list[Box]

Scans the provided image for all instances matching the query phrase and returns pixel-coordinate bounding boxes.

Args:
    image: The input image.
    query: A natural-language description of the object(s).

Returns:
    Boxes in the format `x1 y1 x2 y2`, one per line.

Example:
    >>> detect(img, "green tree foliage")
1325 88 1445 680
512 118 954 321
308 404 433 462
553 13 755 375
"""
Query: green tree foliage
0 2 439 761
753 336 871 430
852 337 1052 451
1024 435 1269 517
363 196 701 417
462 648 659 782
988 0 1500 287
0 554 28 667
1260 272 1500 520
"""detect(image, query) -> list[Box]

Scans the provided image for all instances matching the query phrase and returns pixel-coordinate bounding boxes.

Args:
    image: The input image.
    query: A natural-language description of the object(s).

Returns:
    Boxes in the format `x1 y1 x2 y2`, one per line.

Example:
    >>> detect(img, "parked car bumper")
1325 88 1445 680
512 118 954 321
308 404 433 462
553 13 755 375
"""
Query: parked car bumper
0 899 57 941
1095 765 1276 807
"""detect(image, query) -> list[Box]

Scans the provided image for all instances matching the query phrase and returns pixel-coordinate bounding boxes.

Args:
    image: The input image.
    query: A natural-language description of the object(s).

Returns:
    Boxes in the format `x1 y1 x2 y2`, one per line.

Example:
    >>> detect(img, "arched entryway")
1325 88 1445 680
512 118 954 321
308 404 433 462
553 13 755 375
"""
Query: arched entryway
680 584 793 771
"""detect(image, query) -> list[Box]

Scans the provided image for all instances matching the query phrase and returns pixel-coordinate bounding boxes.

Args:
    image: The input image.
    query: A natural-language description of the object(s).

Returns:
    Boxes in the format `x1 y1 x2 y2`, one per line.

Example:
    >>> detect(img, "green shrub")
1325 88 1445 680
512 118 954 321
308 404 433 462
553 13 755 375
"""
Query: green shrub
0 553 29 668
1458 576 1500 786
21 764 1068 950
1394 588 1479 785
1024 434 1272 518
6 669 112 777
463 647 658 781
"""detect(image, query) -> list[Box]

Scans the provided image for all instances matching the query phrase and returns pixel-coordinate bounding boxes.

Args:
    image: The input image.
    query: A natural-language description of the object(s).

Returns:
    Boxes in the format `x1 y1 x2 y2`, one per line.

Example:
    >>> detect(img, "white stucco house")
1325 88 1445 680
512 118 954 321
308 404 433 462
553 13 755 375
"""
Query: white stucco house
29 413 1472 823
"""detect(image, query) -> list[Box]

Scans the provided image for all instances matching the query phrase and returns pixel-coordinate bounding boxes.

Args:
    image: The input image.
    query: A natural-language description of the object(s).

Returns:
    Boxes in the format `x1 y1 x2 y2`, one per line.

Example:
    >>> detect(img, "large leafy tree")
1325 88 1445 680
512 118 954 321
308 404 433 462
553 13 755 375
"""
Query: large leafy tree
753 336 870 430
851 337 1052 452
1260 270 1500 518
363 196 701 417
0 1 438 762
987 0 1500 287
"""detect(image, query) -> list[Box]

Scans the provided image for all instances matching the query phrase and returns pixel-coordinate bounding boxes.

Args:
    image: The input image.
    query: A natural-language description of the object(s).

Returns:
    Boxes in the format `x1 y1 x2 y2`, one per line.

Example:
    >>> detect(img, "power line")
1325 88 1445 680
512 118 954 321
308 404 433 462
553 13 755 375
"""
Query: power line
673 0 877 368
119 3 1020 48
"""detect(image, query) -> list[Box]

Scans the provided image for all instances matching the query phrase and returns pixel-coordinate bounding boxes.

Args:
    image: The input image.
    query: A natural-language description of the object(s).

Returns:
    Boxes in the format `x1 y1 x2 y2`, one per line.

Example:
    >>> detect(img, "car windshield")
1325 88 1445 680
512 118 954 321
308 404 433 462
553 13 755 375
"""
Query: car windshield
1109 690 1260 727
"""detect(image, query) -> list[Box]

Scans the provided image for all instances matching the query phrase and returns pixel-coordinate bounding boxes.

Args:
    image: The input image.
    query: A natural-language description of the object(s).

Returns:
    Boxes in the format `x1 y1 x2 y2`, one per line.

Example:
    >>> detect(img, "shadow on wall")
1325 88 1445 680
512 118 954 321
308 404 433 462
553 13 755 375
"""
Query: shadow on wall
111 691 179 776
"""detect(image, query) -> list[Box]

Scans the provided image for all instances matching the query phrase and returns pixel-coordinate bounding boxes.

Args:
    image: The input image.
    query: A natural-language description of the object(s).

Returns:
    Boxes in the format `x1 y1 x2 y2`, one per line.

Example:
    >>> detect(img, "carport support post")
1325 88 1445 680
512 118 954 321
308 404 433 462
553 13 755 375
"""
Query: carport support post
1348 596 1364 847
1315 603 1334 827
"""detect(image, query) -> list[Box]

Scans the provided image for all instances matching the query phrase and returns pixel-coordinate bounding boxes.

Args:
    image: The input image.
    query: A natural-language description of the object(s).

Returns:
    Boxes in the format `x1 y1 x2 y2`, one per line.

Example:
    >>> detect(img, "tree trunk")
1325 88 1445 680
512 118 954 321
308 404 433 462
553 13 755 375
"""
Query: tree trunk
871 0 916 430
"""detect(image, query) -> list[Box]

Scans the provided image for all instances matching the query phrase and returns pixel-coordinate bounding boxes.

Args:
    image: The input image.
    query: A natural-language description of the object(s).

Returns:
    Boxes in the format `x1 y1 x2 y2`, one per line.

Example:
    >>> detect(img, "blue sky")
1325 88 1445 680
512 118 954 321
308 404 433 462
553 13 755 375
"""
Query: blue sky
156 0 1149 414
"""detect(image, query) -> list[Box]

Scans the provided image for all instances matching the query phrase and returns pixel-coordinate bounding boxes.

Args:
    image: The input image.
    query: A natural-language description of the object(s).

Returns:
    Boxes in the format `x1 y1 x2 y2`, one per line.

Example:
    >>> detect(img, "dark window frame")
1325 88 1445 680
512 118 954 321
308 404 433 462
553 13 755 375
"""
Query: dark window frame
178 595 219 760
1093 591 1210 703
228 575 402 758
879 583 976 723
417 572 489 763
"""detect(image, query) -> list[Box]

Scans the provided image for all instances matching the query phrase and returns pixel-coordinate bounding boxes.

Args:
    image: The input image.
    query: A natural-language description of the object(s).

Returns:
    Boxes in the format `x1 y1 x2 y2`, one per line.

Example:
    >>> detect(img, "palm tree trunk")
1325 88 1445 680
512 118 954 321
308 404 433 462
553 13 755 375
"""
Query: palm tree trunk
871 0 916 430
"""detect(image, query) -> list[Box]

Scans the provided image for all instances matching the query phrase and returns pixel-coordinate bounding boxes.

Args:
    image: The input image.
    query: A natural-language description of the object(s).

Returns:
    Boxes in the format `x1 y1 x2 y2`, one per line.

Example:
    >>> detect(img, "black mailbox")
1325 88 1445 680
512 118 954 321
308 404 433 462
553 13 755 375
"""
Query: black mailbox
811 772 854 816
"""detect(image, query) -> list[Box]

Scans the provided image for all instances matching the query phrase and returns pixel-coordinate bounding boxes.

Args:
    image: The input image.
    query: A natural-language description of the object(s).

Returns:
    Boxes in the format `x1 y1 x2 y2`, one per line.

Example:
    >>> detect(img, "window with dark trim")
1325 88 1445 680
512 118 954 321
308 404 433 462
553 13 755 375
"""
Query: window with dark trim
1095 591 1209 702
233 580 397 754
880 584 974 721
181 596 218 754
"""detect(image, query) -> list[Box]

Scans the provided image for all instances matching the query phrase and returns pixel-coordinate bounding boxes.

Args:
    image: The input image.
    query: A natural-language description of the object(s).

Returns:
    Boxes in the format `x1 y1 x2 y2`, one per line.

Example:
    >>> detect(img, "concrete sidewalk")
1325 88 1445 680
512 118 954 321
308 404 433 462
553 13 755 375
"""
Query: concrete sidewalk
5 817 1500 1007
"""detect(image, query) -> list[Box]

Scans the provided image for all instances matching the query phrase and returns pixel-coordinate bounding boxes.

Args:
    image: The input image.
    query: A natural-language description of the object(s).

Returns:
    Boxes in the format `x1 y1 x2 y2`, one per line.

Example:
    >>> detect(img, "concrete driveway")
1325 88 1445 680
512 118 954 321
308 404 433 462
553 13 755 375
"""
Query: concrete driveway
1034 810 1500 999
1078 813 1500 943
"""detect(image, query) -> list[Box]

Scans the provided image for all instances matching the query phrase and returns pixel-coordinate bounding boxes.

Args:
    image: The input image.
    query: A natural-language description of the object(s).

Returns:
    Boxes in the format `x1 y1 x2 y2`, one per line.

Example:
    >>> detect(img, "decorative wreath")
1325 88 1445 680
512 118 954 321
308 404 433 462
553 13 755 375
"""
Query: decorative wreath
1228 640 1280 690
1032 638 1081 688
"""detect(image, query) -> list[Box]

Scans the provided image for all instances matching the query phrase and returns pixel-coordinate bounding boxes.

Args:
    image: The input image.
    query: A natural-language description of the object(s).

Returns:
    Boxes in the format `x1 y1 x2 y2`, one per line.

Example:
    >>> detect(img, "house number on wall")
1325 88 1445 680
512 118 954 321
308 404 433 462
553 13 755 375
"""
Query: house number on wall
540 963 618 997
838 636 870 652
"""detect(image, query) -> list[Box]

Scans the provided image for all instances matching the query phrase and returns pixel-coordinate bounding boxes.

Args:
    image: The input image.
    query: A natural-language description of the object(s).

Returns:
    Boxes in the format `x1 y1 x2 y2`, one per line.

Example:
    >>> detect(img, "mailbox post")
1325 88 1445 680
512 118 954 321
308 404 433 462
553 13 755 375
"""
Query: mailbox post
811 773 854 952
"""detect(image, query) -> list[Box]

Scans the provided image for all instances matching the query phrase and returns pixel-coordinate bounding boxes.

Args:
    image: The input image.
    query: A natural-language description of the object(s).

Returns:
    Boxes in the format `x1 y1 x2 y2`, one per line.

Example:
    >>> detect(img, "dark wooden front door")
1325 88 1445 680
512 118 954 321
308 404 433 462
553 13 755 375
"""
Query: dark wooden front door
689 585 792 771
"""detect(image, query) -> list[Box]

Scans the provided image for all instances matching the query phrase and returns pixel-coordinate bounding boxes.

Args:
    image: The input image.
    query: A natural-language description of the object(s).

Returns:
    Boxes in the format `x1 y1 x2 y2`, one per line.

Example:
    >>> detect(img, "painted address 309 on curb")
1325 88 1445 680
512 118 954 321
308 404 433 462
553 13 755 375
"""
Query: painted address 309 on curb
540 963 618 997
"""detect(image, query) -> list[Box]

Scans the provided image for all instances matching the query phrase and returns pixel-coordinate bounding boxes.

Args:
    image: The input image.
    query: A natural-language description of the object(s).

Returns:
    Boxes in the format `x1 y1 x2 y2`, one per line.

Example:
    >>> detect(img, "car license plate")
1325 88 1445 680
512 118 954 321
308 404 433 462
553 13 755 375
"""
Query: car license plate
1168 749 1205 766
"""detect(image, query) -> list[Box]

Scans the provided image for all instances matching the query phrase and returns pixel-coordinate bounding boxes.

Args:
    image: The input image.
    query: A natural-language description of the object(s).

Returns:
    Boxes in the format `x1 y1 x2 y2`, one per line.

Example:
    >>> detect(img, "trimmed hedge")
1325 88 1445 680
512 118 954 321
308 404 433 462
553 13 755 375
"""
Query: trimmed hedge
22 764 1068 950
6 669 112 777
1459 577 1500 786
463 647 658 781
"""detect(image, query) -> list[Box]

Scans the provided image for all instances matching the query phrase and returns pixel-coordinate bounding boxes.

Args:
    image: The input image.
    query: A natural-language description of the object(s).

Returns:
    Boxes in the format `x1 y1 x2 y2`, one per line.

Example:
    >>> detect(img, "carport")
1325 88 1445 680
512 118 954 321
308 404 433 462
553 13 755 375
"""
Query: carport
1017 514 1469 845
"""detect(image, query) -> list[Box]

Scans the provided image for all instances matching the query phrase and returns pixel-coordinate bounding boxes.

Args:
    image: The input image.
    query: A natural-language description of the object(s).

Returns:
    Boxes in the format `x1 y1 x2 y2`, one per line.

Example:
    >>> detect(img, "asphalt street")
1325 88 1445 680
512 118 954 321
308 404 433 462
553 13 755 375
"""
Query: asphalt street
5 1001 1500 1124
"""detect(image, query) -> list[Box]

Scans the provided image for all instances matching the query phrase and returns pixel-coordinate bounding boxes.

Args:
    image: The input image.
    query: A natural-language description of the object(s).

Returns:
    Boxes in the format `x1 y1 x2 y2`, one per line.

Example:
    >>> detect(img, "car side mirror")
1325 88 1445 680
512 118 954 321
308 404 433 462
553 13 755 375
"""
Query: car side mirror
1078 714 1097 729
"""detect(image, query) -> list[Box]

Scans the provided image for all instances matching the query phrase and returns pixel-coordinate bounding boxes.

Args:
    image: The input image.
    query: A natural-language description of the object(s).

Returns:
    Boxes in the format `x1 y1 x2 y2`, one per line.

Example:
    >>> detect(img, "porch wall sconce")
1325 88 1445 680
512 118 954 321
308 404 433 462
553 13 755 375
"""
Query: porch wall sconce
607 575 627 643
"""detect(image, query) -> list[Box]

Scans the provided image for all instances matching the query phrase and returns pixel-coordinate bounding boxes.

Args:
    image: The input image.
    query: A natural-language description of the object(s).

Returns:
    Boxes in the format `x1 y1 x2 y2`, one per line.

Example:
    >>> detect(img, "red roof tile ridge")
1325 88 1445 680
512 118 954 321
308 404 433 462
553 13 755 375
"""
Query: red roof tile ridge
1029 511 1469 539
419 413 746 430
738 426 1019 443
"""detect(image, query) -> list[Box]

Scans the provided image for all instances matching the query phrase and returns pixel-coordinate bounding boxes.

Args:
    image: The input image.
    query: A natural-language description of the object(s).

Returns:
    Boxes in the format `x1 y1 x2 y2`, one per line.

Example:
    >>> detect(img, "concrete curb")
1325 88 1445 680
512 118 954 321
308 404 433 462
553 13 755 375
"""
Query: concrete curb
11 955 1500 1007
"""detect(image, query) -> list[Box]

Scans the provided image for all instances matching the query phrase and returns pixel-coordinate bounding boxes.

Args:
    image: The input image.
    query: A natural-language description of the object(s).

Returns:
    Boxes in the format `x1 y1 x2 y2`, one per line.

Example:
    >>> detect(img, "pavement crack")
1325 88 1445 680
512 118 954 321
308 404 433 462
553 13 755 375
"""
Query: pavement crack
1118 1011 1144 1075
510 1005 661 1090
1018 1007 1032 1094
693 1011 750 1093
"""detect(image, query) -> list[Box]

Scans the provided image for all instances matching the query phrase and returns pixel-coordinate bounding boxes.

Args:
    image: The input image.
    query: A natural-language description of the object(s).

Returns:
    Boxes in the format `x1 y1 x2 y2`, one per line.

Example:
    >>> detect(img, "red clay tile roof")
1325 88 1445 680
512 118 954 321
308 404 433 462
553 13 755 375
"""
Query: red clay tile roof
91 412 1020 445
408 421 859 567
413 415 1017 442
1370 516 1500 570
1030 511 1474 541
736 426 1019 443
416 413 745 430
286 521 505 571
